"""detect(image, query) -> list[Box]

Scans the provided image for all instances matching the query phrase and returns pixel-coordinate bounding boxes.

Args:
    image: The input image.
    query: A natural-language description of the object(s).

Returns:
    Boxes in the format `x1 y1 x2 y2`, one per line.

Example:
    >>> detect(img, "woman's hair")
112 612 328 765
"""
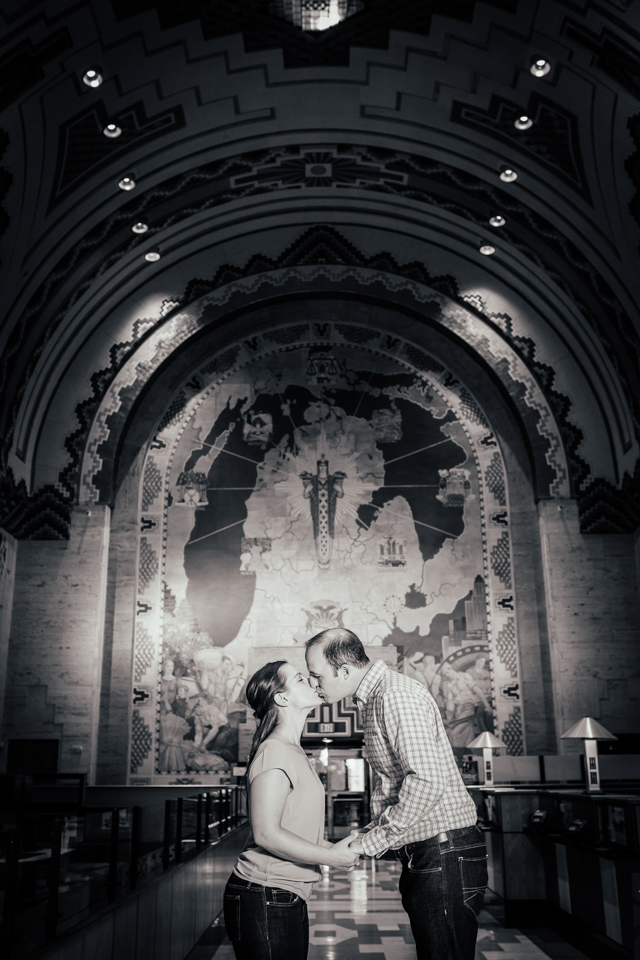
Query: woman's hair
245 660 288 772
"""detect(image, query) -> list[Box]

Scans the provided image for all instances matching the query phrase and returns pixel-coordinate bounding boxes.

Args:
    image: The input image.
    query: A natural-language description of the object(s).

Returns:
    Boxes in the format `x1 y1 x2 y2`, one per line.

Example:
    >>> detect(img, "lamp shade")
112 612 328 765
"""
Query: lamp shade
560 717 618 740
467 731 506 750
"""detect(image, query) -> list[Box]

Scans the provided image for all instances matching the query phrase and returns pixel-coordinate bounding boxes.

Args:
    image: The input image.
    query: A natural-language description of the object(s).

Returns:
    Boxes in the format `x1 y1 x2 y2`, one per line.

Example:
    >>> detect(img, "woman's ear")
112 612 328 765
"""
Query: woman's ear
274 691 288 707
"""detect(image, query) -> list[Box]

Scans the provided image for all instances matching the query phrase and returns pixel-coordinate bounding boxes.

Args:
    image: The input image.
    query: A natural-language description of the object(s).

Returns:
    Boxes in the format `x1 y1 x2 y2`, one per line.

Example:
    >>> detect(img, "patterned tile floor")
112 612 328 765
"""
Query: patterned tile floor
188 860 591 960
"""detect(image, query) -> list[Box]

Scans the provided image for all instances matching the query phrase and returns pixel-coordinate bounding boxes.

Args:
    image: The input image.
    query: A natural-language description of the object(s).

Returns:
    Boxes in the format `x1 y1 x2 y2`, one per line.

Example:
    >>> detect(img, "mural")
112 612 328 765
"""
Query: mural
130 322 523 783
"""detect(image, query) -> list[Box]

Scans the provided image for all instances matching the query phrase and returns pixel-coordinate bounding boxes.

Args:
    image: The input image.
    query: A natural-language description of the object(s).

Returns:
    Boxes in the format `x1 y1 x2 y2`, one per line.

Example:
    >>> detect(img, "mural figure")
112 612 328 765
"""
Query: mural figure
300 458 346 569
440 661 491 747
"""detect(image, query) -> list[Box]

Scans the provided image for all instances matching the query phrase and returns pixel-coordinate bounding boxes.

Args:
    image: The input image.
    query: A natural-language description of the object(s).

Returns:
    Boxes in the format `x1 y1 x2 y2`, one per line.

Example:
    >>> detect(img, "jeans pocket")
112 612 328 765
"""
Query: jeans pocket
458 854 488 917
407 846 442 875
266 887 300 905
223 893 241 941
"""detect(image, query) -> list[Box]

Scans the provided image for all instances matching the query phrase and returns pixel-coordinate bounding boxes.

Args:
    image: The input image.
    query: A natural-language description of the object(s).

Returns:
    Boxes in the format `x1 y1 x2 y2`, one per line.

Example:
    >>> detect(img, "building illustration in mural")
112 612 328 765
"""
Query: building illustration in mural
131 323 523 782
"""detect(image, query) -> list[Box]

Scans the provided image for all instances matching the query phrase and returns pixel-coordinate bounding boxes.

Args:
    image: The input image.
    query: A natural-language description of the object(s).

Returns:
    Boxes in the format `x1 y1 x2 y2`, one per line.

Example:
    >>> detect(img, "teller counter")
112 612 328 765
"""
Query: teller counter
469 787 640 959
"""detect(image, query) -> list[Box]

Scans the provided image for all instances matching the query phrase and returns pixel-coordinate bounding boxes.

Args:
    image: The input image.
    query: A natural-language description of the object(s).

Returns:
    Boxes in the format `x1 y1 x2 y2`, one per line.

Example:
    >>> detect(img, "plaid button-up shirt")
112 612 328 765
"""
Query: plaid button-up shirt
356 660 477 858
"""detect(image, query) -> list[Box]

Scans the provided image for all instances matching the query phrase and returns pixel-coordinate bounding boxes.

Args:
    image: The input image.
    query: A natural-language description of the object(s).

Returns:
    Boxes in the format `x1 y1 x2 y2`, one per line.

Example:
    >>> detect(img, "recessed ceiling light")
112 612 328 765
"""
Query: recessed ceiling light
118 176 136 191
479 245 496 256
499 167 518 183
103 123 122 138
489 215 506 227
530 58 551 78
145 250 161 262
82 68 103 88
514 115 533 131
132 222 149 234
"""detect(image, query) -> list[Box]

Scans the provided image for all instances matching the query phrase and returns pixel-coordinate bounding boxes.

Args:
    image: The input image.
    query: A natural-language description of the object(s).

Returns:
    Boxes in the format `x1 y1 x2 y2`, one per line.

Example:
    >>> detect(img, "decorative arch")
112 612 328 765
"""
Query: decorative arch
76 262 570 509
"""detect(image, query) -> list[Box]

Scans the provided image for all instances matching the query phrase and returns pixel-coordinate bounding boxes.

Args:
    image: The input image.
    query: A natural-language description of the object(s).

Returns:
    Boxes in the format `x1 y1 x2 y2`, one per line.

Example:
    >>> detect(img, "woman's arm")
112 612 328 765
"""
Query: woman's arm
250 769 358 869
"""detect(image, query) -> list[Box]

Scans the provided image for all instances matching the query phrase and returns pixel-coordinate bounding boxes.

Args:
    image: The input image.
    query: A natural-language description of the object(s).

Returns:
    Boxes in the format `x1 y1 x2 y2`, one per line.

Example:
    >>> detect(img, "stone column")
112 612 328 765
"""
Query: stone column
2 506 110 780
538 499 640 751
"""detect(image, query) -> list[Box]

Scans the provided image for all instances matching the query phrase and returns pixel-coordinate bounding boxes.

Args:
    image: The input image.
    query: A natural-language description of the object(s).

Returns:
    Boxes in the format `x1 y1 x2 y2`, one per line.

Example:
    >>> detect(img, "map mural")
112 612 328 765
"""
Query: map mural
130 322 523 783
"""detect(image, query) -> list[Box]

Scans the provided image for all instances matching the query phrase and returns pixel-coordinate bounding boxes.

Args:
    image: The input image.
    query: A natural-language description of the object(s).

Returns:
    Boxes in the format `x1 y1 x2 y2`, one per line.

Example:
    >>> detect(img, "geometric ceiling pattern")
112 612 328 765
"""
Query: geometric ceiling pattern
1 0 639 538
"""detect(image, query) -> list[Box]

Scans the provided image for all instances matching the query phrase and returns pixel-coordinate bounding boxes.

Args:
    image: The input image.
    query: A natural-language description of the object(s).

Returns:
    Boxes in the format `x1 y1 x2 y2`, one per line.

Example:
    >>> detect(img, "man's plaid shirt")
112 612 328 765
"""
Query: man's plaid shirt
356 660 477 858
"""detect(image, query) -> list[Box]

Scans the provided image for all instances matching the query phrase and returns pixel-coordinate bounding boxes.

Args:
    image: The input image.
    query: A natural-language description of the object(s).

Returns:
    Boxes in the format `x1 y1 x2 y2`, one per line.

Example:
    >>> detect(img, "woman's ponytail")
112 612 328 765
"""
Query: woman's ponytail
244 661 287 773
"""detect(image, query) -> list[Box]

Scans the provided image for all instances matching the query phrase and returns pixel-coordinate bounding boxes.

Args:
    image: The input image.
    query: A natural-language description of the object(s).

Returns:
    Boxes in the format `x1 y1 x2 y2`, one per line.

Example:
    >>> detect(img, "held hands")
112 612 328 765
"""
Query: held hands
329 831 362 871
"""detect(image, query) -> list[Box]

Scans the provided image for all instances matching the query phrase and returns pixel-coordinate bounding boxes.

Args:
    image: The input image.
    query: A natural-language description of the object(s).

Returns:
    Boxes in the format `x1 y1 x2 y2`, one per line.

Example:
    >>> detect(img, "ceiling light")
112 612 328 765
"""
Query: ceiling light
82 68 103 88
514 115 533 131
145 250 161 262
489 215 506 227
499 167 518 183
118 176 136 191
132 222 148 234
479 245 496 256
103 123 122 138
530 58 551 78
321 738 333 743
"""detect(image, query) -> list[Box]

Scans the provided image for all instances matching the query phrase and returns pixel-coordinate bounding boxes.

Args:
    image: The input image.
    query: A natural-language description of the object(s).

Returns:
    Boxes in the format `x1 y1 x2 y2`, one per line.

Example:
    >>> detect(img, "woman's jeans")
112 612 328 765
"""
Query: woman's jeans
223 872 309 960
397 825 488 960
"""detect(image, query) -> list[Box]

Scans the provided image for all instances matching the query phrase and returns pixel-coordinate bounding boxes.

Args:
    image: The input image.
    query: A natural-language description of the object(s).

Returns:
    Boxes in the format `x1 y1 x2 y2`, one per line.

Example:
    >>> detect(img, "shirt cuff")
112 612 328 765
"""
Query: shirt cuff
360 826 390 858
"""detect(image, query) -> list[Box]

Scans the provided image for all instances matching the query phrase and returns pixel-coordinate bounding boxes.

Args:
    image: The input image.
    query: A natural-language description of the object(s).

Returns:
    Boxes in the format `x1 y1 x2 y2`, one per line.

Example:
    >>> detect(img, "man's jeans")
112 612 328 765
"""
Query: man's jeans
397 825 488 960
223 872 309 960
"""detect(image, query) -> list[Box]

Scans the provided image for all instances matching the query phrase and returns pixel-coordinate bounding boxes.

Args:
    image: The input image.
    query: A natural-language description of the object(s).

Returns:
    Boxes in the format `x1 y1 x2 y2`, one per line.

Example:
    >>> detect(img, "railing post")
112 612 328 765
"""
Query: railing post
175 797 183 863
162 800 172 870
0 827 20 954
196 794 203 850
129 806 141 890
45 818 63 940
204 792 211 844
107 808 120 903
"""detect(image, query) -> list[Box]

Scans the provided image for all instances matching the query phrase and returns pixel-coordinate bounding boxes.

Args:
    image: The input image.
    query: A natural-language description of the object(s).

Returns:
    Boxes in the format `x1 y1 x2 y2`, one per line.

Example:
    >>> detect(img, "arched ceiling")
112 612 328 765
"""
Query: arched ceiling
1 0 639 537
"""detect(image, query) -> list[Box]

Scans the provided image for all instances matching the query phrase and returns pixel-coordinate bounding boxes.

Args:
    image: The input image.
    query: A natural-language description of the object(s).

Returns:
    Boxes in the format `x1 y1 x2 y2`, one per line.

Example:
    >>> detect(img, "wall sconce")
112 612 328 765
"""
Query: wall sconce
467 731 506 784
560 716 617 792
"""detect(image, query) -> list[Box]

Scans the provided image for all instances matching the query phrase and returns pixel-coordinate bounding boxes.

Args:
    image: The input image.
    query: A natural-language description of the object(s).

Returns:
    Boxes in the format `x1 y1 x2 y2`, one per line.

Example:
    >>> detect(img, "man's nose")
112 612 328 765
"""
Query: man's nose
308 676 319 688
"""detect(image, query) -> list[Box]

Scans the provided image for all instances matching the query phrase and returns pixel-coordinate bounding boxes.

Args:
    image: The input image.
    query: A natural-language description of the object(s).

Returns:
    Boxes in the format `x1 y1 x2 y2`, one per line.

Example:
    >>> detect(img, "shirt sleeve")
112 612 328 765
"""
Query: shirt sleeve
249 741 295 790
360 687 449 857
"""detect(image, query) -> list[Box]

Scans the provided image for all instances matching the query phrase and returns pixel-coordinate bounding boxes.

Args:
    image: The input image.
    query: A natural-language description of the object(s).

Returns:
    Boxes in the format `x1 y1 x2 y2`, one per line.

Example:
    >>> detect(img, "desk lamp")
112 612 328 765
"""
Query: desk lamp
467 731 506 784
560 717 617 792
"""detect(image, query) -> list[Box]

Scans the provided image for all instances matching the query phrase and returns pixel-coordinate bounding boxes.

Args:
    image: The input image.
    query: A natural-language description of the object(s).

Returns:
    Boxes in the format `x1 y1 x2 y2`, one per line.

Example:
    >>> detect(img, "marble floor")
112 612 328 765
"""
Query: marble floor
187 860 591 960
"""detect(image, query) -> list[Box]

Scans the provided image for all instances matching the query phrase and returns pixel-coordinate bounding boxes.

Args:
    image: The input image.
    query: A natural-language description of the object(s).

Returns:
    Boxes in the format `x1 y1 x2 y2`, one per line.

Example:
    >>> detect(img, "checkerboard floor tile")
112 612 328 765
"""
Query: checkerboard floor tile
188 862 591 960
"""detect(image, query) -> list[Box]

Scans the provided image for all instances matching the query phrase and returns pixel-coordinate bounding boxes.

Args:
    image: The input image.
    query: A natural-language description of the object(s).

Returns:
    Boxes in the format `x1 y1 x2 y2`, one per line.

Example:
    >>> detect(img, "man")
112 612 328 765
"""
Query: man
305 628 487 960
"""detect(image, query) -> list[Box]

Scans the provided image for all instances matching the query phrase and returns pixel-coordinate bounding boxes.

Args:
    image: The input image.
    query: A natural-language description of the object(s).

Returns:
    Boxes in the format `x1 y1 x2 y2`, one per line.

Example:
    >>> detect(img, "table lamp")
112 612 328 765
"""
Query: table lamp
560 716 617 792
467 731 506 784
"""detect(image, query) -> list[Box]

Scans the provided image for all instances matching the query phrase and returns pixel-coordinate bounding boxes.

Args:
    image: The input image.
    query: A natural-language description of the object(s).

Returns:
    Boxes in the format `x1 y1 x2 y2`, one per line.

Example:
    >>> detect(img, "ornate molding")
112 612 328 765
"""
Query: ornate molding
3 143 638 465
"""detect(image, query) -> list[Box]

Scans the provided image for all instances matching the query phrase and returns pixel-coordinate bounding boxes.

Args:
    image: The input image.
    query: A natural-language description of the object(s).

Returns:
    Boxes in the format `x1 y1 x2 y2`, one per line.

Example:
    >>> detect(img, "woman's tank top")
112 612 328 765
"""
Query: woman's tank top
233 739 325 900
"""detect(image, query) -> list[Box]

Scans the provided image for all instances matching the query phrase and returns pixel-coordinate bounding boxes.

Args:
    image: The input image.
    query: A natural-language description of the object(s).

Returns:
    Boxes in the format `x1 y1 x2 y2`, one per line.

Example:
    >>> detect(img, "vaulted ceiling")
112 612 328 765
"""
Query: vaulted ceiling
1 0 639 538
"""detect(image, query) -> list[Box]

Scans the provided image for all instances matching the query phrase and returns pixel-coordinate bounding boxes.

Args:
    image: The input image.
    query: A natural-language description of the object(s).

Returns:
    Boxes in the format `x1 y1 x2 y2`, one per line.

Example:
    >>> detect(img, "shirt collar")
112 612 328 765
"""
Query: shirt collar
354 659 388 706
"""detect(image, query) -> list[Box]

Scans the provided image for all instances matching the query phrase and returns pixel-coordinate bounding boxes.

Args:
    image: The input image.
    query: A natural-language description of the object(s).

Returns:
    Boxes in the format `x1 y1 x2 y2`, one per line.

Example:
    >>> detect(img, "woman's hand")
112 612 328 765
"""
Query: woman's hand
327 832 361 870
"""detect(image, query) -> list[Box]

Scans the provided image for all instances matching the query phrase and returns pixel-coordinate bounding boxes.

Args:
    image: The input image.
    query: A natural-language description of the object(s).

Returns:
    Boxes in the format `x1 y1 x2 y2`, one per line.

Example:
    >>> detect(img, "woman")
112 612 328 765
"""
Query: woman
223 660 359 960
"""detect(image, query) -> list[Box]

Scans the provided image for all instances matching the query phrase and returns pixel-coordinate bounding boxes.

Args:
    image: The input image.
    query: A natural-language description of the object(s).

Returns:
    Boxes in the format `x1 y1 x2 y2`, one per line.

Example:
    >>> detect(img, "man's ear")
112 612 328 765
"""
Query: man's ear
339 663 351 680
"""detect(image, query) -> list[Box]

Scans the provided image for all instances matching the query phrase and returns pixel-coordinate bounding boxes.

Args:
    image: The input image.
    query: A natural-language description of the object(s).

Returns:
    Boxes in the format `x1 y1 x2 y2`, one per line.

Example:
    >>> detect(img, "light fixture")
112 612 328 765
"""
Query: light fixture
467 731 506 784
479 245 496 256
321 737 333 743
499 166 518 182
489 215 506 228
560 716 617 792
530 58 551 78
514 115 533 131
144 250 161 262
82 68 103 88
132 222 149 234
118 176 136 191
103 123 122 138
